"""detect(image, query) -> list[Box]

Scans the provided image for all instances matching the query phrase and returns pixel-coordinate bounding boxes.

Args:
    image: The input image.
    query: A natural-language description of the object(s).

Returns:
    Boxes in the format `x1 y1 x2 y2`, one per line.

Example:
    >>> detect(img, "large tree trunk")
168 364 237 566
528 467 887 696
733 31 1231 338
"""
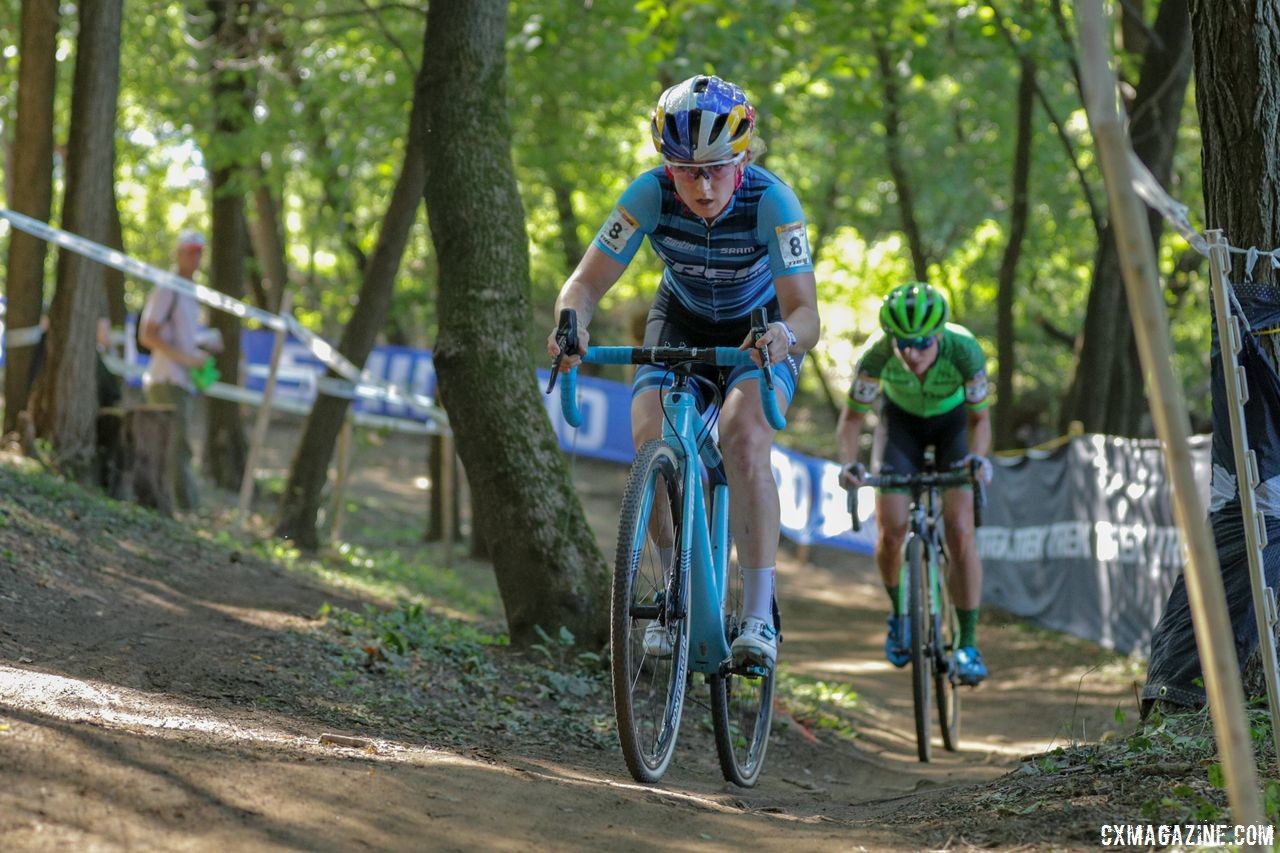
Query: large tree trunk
1060 0 1191 436
202 0 254 490
1192 1 1280 276
30 0 121 482
3 0 58 435
994 56 1035 451
274 26 429 551
422 0 608 648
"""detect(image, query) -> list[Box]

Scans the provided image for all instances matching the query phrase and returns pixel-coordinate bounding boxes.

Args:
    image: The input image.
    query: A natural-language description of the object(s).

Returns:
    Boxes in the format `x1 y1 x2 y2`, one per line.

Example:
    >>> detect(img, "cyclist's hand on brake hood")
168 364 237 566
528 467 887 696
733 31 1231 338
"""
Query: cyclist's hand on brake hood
840 462 867 489
964 454 994 485
546 324 590 372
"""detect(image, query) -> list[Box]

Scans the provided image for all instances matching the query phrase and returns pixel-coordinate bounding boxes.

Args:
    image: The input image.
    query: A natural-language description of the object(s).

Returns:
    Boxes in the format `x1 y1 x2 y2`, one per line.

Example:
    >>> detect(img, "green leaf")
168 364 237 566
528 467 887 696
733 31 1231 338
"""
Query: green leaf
1206 763 1225 789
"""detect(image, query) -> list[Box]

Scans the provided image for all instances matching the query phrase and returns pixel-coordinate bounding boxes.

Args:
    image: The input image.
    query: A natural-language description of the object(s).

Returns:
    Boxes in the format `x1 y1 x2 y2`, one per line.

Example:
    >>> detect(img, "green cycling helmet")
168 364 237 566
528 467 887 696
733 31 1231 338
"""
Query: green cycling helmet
879 282 948 339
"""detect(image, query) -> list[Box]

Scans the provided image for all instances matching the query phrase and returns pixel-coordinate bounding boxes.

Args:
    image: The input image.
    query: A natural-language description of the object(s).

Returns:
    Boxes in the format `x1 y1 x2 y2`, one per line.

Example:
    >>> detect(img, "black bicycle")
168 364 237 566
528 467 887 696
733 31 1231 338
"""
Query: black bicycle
847 453 984 762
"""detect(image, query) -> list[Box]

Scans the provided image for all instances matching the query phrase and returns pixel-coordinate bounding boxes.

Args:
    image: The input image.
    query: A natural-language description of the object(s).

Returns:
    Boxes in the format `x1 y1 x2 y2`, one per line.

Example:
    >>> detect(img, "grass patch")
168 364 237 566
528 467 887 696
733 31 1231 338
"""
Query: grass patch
305 600 615 751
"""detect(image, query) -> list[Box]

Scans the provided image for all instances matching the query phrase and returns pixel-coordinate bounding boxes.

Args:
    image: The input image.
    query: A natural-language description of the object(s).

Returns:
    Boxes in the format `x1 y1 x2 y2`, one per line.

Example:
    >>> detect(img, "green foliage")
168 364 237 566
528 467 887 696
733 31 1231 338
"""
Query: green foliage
1 0 1214 440
775 667 860 737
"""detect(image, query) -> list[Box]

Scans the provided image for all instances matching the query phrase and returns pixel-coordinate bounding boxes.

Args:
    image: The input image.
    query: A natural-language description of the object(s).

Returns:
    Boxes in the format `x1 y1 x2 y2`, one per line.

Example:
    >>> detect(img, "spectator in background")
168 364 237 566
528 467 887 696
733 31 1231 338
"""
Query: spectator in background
138 229 221 510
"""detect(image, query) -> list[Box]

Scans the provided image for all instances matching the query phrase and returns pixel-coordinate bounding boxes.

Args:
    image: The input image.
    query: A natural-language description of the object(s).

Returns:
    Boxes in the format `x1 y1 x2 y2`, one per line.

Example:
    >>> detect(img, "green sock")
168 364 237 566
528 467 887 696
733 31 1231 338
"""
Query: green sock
885 584 901 614
958 609 979 648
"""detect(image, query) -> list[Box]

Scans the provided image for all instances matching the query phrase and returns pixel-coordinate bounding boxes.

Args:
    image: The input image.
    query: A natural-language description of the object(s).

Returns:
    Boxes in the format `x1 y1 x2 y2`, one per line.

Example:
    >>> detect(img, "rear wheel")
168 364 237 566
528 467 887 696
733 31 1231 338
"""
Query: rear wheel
711 556 775 787
934 557 960 752
907 536 932 762
611 440 689 783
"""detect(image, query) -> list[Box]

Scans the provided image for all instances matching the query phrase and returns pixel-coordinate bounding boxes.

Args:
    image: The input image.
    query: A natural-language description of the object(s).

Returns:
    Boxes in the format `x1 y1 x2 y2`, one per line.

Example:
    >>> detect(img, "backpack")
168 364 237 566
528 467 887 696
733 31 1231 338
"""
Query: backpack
135 292 175 357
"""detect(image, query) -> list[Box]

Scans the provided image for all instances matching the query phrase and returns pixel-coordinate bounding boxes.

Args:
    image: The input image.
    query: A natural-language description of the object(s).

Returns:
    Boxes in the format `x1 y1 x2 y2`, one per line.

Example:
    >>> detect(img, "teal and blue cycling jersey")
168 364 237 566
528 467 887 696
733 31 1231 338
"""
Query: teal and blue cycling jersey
592 165 814 324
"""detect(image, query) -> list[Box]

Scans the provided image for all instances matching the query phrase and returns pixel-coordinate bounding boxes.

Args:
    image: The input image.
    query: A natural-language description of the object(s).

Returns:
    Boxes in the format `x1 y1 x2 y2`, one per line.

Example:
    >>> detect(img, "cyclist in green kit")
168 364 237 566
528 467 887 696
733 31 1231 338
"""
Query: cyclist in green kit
837 282 993 685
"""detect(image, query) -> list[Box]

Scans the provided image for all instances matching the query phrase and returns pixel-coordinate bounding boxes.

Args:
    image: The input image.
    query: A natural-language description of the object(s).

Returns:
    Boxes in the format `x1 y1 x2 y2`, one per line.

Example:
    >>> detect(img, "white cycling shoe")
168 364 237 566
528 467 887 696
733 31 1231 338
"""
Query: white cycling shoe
730 616 778 670
642 621 674 658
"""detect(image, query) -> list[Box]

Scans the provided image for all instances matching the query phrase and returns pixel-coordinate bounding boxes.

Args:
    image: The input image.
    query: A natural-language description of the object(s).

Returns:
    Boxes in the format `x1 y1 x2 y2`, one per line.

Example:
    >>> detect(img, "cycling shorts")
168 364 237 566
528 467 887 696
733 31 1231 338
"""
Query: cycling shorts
632 286 802 411
874 398 969 491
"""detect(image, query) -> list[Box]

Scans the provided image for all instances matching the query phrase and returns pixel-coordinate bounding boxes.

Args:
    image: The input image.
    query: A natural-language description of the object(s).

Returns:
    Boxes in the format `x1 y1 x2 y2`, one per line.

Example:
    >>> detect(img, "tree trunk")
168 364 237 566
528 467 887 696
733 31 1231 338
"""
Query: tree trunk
994 56 1035 451
874 32 930 282
3 0 58 435
274 22 429 551
249 167 289 313
1060 0 1191 436
1191 0 1280 280
104 173 126 330
422 0 608 648
201 0 254 490
30 0 121 482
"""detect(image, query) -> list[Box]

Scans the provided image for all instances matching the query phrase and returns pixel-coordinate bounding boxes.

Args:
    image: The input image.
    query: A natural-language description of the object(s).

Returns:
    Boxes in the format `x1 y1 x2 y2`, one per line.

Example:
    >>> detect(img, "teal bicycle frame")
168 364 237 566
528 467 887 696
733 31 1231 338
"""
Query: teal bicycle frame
562 346 785 673
555 306 787 786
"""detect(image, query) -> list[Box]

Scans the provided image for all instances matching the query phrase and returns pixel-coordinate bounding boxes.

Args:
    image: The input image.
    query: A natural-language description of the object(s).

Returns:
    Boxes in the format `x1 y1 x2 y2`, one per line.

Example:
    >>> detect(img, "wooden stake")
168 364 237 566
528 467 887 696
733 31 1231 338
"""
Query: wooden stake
239 292 292 529
329 415 354 544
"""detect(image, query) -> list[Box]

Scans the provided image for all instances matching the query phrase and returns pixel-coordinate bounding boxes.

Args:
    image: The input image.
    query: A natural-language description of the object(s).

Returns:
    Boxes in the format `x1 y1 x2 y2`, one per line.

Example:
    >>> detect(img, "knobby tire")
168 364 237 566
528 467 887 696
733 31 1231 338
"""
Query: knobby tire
710 547 775 787
934 556 960 752
611 440 689 783
908 536 932 762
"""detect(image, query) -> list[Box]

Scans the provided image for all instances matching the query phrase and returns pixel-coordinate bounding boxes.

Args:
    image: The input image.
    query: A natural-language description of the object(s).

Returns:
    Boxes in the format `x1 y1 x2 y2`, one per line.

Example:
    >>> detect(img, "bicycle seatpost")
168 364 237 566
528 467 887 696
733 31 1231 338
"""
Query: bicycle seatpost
546 308 579 394
749 307 774 392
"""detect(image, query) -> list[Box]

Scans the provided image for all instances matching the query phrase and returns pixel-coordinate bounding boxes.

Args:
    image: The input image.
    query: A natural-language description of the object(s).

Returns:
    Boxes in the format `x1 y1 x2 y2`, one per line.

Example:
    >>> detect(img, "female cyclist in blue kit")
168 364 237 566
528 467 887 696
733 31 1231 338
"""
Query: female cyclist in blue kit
547 75 820 671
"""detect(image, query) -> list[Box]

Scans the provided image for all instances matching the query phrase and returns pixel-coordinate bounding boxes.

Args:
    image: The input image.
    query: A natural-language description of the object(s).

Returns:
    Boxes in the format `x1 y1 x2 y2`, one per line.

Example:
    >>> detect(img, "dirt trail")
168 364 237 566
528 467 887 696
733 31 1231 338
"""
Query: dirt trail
0 429 1137 850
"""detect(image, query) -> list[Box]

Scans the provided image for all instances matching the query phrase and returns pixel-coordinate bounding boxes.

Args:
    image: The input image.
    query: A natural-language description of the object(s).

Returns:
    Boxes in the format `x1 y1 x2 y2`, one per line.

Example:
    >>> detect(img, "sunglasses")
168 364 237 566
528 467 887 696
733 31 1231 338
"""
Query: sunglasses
895 336 936 351
664 154 743 181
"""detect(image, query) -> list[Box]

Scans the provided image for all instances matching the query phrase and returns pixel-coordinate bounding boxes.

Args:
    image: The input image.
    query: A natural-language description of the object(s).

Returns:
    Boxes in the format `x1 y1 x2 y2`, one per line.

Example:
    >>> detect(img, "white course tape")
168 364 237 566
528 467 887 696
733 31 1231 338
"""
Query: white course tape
0 207 285 331
1127 150 1210 257
1 207 449 432
101 354 444 436
4 325 44 348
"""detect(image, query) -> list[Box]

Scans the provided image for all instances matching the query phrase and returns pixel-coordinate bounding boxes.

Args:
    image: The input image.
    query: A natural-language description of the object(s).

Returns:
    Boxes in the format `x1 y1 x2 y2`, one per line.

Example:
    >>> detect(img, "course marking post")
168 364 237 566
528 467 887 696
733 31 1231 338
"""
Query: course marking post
329 414 355 544
239 292 293 528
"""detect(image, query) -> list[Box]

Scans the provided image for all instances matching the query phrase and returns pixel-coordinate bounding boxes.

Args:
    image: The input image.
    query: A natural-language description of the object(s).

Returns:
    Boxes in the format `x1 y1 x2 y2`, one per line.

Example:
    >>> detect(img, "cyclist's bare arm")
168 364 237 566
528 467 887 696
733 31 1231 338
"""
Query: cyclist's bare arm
738 270 819 369
966 406 992 458
777 271 821 350
836 403 868 488
549 245 627 370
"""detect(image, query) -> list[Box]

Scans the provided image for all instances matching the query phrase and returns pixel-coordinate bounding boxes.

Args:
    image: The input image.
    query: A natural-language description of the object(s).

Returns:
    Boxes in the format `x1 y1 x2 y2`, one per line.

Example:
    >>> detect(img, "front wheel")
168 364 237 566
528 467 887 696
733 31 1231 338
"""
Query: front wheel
611 440 690 783
934 558 960 752
907 536 932 762
711 559 775 787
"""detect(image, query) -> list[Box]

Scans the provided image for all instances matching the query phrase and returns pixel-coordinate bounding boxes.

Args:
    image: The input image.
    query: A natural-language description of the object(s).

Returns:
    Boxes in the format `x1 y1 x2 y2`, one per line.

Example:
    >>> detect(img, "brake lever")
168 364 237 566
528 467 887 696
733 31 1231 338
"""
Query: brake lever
749 306 774 392
969 458 988 528
546 308 579 394
847 486 861 533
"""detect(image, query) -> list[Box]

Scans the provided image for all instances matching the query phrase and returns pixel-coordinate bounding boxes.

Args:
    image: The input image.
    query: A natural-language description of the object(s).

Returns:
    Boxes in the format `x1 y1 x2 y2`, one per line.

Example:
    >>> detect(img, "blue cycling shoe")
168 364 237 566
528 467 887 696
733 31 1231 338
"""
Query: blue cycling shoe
884 614 910 668
954 646 988 686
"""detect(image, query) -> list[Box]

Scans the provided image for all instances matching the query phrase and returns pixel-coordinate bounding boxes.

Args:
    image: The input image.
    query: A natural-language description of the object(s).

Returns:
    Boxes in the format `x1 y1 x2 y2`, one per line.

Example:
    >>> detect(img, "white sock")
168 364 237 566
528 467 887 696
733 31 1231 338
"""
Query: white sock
740 566 775 623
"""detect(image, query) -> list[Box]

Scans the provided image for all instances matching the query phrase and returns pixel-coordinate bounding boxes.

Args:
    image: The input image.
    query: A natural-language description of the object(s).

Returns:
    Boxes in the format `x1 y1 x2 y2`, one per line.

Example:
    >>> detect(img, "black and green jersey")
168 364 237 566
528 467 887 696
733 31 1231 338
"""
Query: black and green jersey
847 323 990 418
